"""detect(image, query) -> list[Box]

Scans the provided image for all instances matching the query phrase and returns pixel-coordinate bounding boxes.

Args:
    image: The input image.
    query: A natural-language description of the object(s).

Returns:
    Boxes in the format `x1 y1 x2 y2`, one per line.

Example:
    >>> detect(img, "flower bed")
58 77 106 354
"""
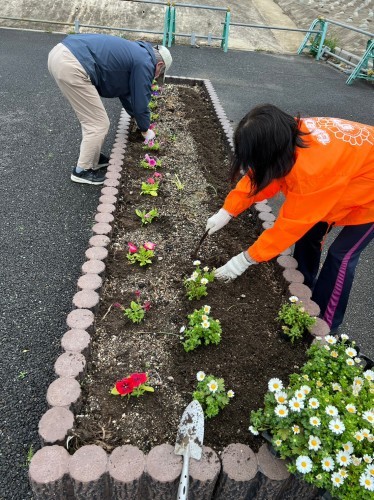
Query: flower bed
29 78 335 499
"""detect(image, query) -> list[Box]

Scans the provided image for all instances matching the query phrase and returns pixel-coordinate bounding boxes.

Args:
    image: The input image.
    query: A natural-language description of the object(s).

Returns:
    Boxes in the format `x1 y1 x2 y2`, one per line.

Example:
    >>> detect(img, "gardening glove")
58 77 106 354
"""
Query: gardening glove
206 208 232 235
215 251 257 282
141 129 156 142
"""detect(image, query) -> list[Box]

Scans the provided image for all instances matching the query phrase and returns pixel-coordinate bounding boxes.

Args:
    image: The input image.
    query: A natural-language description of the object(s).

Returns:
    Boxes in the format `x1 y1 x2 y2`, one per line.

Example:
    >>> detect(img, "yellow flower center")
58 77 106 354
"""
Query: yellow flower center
278 397 285 403
301 461 307 468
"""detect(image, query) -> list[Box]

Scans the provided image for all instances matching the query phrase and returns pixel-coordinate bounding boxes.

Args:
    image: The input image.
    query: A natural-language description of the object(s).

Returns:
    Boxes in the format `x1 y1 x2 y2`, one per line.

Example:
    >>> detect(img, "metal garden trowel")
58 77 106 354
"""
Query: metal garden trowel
190 229 210 260
174 400 204 500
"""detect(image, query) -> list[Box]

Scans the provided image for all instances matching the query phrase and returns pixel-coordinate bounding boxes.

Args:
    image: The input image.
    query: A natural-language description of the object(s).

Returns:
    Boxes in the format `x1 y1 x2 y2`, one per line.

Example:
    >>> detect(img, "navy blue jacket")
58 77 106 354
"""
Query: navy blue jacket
62 34 156 131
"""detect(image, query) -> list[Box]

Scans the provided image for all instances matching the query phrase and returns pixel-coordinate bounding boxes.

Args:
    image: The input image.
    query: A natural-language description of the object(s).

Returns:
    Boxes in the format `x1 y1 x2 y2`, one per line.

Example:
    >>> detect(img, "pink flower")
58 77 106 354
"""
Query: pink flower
148 140 154 147
154 172 162 179
128 242 138 254
148 158 157 167
143 301 151 311
144 213 151 218
134 290 141 298
144 154 151 162
147 178 155 184
143 242 156 251
149 123 156 130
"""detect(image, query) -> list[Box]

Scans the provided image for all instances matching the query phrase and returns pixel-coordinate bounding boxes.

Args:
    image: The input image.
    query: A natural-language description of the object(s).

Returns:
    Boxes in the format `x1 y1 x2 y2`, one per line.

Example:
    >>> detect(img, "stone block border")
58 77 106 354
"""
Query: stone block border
29 77 367 499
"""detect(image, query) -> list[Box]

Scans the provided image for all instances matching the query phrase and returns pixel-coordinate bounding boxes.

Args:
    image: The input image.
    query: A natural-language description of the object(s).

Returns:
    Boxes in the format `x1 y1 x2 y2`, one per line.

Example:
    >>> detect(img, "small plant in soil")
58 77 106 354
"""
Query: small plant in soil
111 372 154 397
135 207 159 225
150 112 159 121
127 242 156 266
143 139 160 152
193 371 234 419
148 100 158 110
181 305 222 352
114 291 151 323
140 153 162 170
140 173 162 196
184 261 215 300
249 335 374 499
172 174 184 192
278 296 316 343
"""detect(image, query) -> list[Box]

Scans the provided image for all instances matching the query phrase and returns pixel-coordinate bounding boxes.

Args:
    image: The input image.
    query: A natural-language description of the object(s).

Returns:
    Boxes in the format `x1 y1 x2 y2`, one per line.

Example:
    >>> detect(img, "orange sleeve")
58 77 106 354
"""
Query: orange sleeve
223 176 281 216
248 176 348 262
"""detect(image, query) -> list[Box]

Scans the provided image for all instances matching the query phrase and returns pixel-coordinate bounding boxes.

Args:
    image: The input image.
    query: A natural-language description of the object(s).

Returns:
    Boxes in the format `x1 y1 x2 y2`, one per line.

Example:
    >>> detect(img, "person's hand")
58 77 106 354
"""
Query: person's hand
141 129 156 142
206 209 232 235
215 252 257 282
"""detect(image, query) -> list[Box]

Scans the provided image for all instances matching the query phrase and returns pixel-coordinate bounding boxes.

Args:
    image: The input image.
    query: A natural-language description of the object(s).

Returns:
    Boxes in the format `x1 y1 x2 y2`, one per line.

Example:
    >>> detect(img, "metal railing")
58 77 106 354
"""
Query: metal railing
298 17 374 85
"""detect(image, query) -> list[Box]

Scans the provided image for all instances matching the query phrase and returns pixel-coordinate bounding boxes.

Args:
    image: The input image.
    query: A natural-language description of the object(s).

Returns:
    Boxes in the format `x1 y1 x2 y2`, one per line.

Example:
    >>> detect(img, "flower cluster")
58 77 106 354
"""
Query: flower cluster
111 372 154 397
135 207 159 225
278 296 316 343
193 371 234 418
180 305 222 352
140 153 162 170
249 336 374 498
141 173 162 196
184 261 215 300
127 241 156 266
114 291 151 324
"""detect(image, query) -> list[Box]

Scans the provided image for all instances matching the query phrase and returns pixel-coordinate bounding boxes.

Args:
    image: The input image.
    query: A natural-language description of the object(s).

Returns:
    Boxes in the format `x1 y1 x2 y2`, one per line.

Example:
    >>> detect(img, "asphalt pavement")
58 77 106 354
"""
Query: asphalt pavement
0 29 373 499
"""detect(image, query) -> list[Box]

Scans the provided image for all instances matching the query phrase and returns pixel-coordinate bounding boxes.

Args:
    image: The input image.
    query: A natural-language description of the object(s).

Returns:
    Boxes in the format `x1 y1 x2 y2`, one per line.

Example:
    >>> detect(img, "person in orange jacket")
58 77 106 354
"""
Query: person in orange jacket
206 104 373 332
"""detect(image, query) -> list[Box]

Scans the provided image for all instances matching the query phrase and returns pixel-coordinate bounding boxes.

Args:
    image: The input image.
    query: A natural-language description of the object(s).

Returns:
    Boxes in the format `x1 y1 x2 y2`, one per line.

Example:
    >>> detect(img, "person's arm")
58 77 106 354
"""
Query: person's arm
129 61 153 132
119 95 134 117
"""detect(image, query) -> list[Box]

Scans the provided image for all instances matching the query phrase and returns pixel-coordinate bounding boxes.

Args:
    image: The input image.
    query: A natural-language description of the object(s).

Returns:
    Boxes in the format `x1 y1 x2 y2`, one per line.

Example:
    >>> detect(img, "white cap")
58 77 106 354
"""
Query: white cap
157 45 172 72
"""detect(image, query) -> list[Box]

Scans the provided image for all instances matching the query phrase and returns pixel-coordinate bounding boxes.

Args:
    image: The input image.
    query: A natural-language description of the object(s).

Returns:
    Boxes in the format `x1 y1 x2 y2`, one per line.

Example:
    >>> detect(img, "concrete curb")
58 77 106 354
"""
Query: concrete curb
29 77 366 499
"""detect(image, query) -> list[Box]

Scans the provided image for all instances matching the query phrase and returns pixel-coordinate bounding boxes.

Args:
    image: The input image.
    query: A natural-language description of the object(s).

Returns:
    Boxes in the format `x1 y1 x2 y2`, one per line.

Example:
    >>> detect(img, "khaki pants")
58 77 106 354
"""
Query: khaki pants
48 43 110 170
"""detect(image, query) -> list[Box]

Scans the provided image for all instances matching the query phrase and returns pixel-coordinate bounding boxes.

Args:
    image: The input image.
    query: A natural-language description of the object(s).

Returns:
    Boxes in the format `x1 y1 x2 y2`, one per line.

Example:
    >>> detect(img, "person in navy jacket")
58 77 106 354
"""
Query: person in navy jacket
48 34 172 185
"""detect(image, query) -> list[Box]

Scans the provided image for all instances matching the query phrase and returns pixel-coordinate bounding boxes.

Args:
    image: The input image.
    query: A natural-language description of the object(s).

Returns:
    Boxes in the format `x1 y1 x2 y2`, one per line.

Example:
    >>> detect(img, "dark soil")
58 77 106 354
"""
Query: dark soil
71 84 309 455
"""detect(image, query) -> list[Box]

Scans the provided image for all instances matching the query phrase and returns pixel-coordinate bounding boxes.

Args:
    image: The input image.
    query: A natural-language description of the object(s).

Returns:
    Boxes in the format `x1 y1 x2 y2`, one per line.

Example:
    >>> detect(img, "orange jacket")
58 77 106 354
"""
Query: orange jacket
223 118 374 262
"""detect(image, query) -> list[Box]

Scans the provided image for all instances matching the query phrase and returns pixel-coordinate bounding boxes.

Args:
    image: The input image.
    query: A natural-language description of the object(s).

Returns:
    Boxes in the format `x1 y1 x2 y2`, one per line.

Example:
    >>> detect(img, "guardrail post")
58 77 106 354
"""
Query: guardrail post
221 9 230 52
162 4 170 46
297 17 327 60
346 39 374 84
74 18 80 34
167 4 176 47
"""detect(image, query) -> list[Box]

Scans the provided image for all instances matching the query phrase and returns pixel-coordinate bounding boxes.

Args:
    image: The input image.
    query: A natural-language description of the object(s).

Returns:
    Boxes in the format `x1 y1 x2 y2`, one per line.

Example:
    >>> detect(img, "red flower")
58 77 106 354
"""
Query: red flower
128 242 138 254
115 377 134 395
143 241 156 251
130 372 148 387
113 302 123 309
143 300 151 311
154 172 162 179
147 178 155 184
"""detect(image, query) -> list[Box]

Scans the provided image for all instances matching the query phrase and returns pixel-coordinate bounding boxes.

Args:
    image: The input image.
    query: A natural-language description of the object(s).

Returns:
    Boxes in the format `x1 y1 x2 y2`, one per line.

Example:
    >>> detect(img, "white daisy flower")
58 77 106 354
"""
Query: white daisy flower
364 370 374 381
325 335 337 344
300 385 311 395
363 410 374 425
368 434 374 442
310 416 321 427
296 456 313 474
268 378 283 393
201 320 210 329
302 374 310 381
365 464 374 476
321 457 335 472
360 473 374 491
363 455 373 464
345 347 357 358
324 345 331 351
354 357 362 364
336 451 351 467
203 305 211 314
248 425 259 435
362 429 371 438
316 474 323 481
326 405 339 417
346 358 354 366
275 391 288 404
292 425 301 434
289 398 304 412
309 398 320 409
294 389 306 400
196 371 206 381
339 468 348 478
200 278 208 285
340 334 349 340
201 314 208 321
352 455 362 466
316 380 323 388
331 472 344 487
227 390 235 398
193 260 201 266
289 296 299 303
354 431 364 442
329 419 345 435
346 404 357 414
308 436 321 451
274 439 282 447
207 380 218 393
191 271 199 280
342 442 354 454
203 266 209 272
331 351 339 359
274 404 289 418
332 382 342 391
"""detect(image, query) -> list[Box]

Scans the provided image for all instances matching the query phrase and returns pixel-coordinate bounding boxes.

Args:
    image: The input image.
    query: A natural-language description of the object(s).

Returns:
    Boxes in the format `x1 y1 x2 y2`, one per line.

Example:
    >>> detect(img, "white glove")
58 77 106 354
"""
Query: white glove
141 129 156 142
206 208 232 235
215 252 257 282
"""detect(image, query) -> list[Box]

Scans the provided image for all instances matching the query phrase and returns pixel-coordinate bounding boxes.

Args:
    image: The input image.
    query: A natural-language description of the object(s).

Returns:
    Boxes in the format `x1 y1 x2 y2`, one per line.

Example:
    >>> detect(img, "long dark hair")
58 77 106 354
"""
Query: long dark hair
230 104 309 195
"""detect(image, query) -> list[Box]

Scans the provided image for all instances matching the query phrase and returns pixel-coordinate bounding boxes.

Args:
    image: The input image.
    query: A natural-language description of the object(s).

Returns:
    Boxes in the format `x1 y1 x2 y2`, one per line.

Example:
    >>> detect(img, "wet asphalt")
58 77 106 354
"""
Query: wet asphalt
0 28 373 499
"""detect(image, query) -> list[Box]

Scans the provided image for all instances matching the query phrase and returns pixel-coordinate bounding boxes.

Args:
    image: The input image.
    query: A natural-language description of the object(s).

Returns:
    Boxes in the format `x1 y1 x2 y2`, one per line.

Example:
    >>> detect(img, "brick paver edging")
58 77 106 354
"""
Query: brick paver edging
29 77 331 499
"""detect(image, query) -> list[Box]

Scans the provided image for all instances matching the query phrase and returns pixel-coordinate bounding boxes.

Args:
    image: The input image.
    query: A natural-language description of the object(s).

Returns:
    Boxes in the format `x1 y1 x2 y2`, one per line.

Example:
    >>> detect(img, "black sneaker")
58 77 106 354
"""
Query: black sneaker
71 167 106 185
92 153 109 171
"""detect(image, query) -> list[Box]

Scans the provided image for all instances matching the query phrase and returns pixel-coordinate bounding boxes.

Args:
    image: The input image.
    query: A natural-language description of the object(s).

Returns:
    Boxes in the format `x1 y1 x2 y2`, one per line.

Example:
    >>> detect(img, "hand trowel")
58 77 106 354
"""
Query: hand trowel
174 400 204 500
